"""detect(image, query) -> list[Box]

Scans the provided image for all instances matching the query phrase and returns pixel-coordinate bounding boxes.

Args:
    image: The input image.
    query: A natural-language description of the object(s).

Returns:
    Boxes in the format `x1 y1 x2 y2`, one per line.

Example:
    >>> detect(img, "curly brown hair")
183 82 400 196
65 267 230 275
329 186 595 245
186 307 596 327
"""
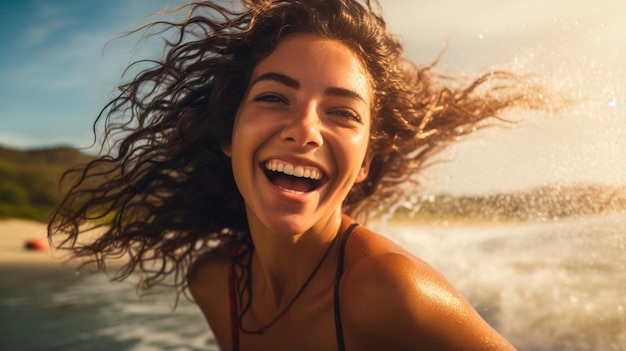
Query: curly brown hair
49 0 544 295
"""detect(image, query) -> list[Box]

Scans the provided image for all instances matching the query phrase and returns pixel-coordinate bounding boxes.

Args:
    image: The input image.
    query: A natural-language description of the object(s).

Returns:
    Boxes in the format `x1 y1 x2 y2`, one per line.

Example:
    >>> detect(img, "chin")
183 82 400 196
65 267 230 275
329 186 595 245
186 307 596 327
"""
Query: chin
261 213 314 237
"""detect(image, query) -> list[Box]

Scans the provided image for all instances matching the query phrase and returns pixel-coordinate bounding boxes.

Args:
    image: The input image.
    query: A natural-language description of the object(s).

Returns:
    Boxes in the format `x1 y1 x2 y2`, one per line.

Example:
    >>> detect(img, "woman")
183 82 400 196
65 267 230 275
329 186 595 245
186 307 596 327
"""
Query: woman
50 0 542 349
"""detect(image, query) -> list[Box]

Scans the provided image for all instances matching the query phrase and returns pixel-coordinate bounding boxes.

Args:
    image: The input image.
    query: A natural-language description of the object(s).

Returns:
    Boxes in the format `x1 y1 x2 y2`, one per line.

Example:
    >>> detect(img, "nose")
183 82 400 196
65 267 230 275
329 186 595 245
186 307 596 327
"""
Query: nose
280 102 323 148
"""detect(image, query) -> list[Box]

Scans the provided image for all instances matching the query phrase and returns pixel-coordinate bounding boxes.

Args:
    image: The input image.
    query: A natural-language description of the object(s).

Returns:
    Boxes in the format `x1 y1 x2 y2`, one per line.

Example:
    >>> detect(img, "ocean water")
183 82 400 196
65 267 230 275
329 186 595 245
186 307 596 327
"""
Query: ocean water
0 268 217 351
1 212 624 351
374 212 626 351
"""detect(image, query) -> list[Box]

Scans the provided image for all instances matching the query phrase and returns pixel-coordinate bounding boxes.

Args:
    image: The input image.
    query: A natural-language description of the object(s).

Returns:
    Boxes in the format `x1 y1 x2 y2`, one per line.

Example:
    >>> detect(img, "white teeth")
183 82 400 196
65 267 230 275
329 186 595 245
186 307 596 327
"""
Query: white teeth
284 164 294 175
265 160 322 180
294 166 304 177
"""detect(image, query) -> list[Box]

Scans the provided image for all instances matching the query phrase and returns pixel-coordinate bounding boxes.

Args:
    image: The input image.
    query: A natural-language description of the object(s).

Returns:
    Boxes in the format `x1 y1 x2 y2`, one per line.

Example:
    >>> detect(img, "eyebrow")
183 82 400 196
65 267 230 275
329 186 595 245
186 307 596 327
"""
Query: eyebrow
250 72 368 103
251 72 299 89
325 86 367 103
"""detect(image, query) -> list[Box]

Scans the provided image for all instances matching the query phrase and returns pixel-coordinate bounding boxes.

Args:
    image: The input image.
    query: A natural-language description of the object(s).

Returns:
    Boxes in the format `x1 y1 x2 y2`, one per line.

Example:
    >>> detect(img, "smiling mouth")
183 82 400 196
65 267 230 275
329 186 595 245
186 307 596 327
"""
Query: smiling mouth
264 160 324 194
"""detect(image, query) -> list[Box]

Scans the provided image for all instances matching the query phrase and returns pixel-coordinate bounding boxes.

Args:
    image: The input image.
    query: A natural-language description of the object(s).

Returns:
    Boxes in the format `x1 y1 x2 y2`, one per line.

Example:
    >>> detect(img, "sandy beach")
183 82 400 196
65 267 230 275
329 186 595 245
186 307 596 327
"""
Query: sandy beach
0 219 71 267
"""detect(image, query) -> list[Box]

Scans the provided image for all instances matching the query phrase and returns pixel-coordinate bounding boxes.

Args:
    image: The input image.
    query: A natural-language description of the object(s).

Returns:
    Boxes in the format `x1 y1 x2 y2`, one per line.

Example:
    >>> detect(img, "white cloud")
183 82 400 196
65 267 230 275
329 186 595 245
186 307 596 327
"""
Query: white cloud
19 1 78 47
21 18 73 47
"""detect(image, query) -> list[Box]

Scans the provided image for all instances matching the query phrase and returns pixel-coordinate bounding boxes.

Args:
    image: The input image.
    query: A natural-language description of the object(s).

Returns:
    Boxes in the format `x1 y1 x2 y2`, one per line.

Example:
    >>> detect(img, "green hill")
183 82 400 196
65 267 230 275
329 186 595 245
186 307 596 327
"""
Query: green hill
0 145 93 221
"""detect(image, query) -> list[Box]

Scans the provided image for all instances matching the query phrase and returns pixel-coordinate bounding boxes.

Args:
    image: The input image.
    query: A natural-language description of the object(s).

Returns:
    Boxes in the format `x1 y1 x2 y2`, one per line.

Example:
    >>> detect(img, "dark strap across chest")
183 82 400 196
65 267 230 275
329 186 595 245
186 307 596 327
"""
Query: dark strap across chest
334 222 359 351
228 222 359 351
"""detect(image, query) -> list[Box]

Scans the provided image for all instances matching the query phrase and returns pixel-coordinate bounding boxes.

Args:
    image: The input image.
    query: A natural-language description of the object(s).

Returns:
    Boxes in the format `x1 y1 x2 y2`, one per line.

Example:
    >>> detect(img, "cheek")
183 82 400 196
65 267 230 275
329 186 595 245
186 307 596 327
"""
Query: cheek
229 113 254 153
352 125 371 155
228 110 272 166
228 116 250 167
337 131 371 173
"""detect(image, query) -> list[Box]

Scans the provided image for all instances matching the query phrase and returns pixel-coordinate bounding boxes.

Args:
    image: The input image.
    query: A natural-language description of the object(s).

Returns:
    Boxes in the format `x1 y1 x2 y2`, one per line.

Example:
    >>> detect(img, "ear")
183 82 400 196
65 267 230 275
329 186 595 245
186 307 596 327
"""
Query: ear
355 152 373 183
221 141 232 157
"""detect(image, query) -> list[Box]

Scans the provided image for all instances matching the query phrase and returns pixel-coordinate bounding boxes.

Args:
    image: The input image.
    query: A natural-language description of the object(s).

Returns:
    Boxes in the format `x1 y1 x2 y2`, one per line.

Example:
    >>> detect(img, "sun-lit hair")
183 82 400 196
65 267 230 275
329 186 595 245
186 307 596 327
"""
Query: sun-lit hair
49 0 544 295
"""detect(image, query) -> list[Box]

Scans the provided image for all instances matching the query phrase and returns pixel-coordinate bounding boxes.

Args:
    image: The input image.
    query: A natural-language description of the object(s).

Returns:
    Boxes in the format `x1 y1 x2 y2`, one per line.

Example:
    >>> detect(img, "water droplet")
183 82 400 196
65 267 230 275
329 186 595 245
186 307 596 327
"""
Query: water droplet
608 97 617 108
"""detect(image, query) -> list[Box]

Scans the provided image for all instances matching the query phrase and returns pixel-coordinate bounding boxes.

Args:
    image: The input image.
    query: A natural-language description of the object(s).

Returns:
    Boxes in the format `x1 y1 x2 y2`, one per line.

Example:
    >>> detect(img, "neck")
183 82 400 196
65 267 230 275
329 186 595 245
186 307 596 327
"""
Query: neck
246 211 343 308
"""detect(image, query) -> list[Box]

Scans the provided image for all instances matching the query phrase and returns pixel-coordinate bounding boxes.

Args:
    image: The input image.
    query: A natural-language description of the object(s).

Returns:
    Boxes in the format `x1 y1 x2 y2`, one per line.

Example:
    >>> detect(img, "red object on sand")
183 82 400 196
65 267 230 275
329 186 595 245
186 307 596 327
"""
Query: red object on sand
24 238 50 251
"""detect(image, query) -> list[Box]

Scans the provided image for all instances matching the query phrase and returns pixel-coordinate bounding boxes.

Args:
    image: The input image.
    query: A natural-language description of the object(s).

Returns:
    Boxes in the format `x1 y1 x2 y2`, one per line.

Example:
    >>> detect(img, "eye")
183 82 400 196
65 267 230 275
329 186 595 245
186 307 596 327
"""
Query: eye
329 109 362 124
253 93 288 104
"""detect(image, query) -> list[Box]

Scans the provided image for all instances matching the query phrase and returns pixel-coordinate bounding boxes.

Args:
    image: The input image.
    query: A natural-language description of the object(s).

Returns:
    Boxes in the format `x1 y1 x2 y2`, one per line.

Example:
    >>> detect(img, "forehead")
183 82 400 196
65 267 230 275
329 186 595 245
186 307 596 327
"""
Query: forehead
250 34 373 103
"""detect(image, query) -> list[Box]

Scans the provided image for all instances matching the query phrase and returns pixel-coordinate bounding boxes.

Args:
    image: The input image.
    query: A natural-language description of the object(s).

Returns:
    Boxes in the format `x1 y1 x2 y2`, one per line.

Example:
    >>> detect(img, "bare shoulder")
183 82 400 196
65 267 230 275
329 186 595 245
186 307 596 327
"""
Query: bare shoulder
187 245 231 295
187 244 234 349
339 225 516 351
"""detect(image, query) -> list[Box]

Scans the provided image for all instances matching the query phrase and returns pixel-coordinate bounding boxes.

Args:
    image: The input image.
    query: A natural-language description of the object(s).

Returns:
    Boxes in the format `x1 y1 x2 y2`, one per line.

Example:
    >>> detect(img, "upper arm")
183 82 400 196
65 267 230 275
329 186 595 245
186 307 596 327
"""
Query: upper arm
187 252 232 349
340 252 516 351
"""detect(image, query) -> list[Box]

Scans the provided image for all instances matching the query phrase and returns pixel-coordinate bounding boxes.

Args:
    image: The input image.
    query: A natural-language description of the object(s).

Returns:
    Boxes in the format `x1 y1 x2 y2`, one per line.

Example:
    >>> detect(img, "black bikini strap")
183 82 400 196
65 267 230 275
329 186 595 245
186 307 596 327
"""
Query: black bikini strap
334 222 358 351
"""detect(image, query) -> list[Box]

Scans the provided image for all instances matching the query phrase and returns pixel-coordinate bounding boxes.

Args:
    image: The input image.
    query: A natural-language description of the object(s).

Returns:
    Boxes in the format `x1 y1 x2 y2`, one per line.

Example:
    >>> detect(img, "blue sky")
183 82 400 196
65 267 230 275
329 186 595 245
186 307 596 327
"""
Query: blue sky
0 0 175 148
0 0 624 193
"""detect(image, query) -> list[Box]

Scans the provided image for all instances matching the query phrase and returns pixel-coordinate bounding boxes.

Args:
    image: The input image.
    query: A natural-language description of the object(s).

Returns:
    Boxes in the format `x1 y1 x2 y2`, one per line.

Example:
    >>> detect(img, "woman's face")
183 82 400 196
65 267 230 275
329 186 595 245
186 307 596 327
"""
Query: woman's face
225 34 373 236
